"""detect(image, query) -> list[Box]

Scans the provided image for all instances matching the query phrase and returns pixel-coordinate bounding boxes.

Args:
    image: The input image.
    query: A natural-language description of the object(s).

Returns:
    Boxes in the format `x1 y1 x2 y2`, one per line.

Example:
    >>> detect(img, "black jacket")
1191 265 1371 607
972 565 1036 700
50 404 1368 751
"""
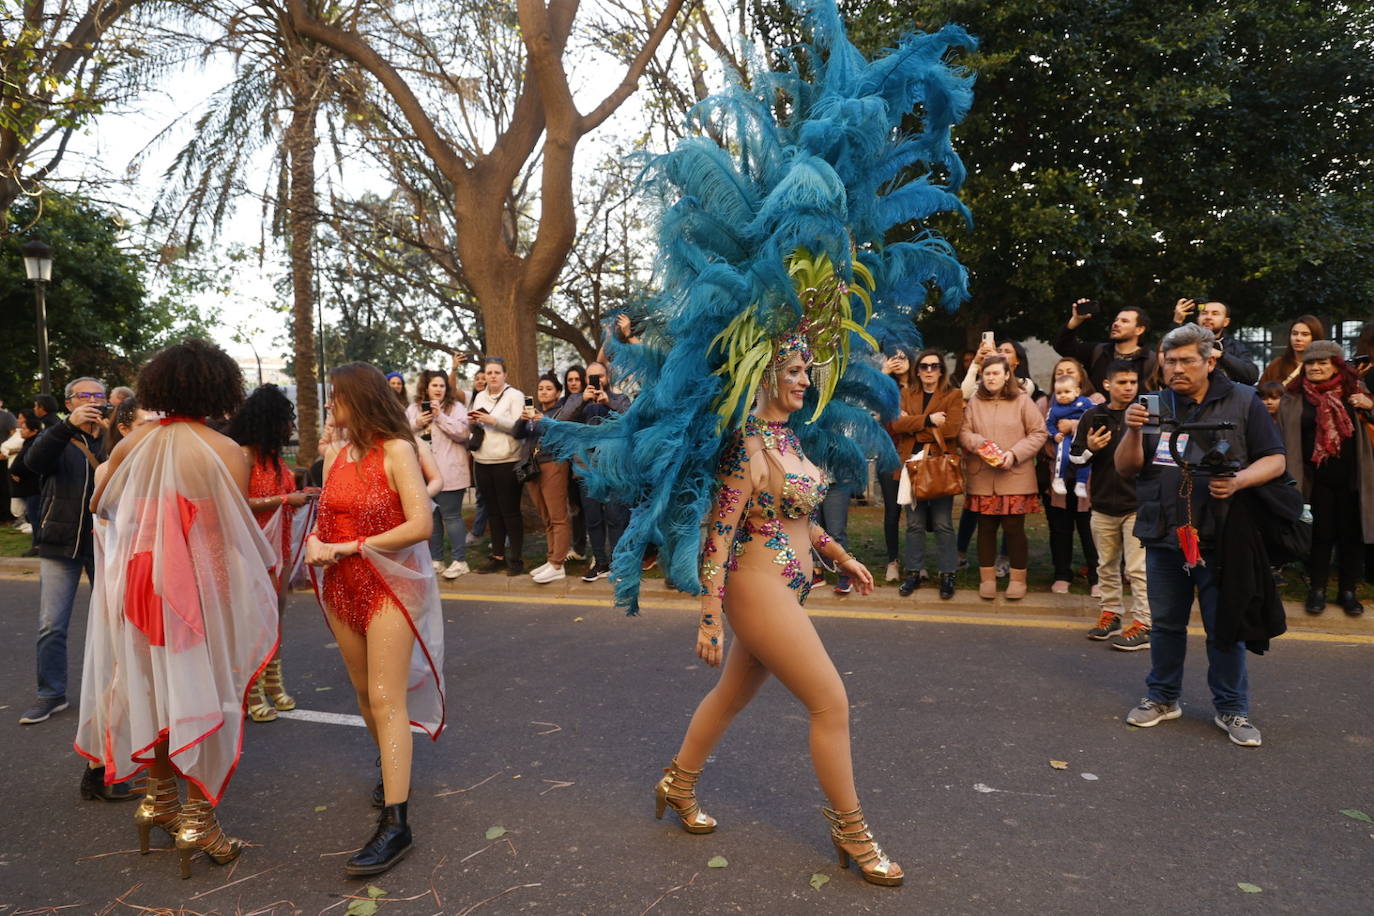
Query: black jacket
24 420 106 560
1068 405 1136 516
1214 489 1287 654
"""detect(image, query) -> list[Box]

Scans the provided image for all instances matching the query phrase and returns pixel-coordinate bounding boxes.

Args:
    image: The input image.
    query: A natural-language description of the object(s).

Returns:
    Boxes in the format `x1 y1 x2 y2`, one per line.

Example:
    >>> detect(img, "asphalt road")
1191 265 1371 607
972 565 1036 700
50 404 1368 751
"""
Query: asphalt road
0 575 1371 915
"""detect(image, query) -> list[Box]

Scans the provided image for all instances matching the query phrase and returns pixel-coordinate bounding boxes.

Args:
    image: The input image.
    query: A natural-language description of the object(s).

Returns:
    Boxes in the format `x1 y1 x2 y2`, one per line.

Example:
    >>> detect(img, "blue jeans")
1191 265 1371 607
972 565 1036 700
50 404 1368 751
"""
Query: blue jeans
470 486 488 538
578 477 628 567
817 484 851 552
903 496 956 574
25 494 41 546
37 555 95 699
430 488 467 563
1144 545 1249 715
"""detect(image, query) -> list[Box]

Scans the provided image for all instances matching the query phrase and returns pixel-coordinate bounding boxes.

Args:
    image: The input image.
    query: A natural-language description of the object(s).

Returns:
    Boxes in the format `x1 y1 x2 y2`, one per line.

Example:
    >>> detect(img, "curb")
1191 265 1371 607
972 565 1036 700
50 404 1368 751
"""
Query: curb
3 556 1369 637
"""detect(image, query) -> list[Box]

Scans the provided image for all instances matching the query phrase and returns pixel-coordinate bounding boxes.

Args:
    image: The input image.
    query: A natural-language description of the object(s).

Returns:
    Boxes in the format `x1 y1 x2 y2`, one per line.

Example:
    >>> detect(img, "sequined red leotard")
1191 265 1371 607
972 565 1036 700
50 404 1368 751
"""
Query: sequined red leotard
316 444 406 634
249 455 295 566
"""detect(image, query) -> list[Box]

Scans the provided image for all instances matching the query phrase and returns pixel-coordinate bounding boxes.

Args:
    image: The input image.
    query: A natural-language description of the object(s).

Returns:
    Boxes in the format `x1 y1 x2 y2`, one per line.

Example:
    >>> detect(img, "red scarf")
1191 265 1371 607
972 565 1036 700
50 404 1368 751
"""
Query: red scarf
1301 374 1353 465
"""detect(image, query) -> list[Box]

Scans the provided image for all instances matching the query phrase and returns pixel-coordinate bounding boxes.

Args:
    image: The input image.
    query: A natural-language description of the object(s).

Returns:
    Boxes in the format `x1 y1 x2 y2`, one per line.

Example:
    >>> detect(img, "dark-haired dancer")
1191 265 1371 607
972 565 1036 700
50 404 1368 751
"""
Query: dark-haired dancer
307 361 445 876
226 385 317 722
76 339 279 877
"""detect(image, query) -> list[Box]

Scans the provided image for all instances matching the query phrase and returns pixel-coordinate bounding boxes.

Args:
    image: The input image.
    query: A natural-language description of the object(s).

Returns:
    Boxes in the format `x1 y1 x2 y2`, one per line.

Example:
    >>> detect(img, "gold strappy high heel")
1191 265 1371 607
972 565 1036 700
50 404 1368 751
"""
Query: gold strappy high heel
822 805 903 886
654 758 717 834
263 657 296 711
176 797 243 878
134 775 182 854
246 677 277 722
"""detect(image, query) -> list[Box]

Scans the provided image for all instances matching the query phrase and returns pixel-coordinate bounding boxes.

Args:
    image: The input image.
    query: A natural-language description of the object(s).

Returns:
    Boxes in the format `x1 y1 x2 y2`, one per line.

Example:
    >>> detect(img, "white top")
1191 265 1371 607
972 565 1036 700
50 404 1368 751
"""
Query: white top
469 384 525 464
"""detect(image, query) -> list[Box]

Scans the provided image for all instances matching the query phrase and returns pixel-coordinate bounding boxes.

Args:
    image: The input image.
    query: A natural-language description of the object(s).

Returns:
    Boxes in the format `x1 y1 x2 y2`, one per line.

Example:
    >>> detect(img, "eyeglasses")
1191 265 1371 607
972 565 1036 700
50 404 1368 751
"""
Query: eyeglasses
1163 357 1205 369
70 391 107 401
917 362 943 371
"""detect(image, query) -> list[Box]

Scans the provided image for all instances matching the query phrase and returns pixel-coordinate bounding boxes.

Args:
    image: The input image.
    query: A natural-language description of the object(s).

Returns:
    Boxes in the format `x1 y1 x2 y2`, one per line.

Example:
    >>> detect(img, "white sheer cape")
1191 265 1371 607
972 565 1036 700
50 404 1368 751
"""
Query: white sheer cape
309 541 446 739
74 422 279 803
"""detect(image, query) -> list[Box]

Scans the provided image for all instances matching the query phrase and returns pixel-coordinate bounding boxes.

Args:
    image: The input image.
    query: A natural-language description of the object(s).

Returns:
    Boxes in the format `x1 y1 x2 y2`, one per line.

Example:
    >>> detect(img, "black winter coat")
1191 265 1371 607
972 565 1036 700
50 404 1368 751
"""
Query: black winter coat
24 421 106 560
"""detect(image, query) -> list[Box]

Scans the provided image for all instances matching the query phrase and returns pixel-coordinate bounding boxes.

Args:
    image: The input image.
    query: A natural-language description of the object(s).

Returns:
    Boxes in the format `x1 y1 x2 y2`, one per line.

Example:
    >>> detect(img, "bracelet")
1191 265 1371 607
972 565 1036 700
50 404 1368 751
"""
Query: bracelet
356 536 367 552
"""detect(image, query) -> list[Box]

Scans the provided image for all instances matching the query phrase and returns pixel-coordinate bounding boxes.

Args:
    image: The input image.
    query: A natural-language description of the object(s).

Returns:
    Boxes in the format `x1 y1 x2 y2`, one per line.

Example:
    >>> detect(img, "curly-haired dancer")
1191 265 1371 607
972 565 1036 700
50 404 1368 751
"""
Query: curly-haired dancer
307 362 445 877
76 339 279 878
226 385 318 722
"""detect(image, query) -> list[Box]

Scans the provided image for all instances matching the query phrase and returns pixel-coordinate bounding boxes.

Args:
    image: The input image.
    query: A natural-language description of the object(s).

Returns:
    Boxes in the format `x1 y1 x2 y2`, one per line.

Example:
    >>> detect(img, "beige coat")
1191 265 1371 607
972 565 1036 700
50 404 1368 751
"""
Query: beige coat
958 393 1048 496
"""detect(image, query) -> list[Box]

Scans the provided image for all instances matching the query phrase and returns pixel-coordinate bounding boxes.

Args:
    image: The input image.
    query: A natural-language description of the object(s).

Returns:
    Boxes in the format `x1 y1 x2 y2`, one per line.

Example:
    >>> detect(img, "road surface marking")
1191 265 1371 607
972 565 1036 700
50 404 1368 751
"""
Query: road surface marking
276 708 424 733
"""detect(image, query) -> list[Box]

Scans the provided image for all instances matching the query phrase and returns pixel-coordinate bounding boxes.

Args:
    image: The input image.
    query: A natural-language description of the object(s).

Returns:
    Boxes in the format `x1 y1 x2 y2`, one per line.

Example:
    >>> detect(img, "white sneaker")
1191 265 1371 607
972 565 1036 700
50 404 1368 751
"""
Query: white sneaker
18 523 32 534
432 560 446 574
529 562 552 578
1051 478 1067 495
442 561 470 579
532 564 566 584
566 549 585 562
884 560 899 583
1074 481 1088 498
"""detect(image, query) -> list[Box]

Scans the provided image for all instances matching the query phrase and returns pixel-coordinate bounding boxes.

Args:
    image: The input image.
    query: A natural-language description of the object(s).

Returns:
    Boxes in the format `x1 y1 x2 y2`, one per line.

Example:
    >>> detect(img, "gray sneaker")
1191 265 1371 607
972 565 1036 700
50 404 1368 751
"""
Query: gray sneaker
19 696 69 725
1214 714 1262 747
1126 698 1182 727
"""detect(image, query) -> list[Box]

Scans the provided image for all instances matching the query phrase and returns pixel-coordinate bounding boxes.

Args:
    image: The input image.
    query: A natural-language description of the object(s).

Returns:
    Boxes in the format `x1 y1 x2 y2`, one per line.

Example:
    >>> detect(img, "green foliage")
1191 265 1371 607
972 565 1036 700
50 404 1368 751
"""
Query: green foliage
0 193 212 407
821 0 1374 351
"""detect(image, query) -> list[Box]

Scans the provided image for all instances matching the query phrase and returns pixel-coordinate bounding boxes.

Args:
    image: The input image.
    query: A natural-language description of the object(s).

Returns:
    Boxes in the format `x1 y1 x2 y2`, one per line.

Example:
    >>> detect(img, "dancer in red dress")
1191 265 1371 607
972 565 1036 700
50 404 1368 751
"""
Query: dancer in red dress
76 339 278 878
227 384 318 722
307 362 445 877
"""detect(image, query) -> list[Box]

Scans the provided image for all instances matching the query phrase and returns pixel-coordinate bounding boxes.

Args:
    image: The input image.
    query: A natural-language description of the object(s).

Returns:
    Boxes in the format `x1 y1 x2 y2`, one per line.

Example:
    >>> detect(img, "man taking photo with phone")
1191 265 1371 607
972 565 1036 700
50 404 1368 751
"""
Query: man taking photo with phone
1114 324 1285 747
1054 298 1153 391
1171 298 1259 385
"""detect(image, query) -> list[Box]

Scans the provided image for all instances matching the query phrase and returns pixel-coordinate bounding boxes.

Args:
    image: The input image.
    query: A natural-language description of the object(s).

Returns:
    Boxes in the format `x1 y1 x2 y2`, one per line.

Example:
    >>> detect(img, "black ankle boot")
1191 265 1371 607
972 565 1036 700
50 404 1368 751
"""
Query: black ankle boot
1337 590 1365 617
345 802 412 876
79 765 138 801
1305 588 1326 615
939 572 957 600
897 573 920 597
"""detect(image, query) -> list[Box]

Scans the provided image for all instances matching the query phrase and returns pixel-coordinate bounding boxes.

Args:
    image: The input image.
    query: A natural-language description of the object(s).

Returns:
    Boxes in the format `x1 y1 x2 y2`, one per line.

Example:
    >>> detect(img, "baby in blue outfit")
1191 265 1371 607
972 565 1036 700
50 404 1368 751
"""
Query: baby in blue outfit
1046 376 1095 498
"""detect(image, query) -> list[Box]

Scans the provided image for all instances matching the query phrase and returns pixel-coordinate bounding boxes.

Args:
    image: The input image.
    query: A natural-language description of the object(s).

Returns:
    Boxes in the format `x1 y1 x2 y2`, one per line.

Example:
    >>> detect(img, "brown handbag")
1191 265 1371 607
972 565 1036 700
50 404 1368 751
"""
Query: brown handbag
912 429 964 500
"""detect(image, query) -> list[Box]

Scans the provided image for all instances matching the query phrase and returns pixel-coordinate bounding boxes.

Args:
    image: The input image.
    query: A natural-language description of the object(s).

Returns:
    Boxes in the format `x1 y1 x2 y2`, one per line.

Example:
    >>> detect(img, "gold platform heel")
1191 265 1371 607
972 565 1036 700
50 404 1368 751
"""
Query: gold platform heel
134 775 182 854
246 676 277 722
822 805 903 887
263 656 296 711
654 758 716 834
176 797 243 878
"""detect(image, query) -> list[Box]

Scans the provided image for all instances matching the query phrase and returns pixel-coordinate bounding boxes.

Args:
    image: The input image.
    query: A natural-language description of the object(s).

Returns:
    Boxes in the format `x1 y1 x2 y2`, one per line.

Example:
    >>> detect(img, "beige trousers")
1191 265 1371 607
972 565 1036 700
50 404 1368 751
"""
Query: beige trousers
1089 510 1149 626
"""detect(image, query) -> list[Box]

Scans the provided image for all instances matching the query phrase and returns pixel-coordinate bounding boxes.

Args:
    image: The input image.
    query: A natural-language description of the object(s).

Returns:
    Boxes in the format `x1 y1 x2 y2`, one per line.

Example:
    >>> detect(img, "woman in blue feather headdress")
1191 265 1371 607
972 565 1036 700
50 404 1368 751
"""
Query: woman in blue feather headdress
539 0 975 885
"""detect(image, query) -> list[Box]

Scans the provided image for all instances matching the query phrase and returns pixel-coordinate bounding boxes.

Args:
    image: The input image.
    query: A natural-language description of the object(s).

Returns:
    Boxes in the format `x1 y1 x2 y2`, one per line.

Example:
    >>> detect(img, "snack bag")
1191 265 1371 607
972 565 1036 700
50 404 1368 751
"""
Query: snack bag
977 440 1006 467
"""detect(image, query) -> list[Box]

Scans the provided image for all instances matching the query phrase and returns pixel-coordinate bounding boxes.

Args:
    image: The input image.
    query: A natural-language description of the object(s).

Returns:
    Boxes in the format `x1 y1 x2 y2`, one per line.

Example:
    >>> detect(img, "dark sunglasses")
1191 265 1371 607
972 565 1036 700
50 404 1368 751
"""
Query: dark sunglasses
917 362 943 370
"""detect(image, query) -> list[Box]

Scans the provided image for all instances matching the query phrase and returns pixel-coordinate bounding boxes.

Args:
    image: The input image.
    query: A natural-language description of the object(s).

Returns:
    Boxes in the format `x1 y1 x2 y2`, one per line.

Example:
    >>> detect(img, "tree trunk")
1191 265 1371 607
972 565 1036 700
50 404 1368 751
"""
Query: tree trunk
286 79 322 466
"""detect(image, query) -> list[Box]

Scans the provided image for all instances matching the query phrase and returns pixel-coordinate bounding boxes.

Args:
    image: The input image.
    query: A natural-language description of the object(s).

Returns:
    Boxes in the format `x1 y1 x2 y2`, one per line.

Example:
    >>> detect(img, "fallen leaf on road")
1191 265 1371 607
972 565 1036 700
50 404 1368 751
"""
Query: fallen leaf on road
707 855 728 868
1080 773 1099 781
485 826 508 840
1340 808 1373 824
574 616 584 622
345 901 377 916
809 873 829 890
973 783 996 794
1049 760 1068 770
314 805 327 813
1237 883 1262 894
365 885 386 898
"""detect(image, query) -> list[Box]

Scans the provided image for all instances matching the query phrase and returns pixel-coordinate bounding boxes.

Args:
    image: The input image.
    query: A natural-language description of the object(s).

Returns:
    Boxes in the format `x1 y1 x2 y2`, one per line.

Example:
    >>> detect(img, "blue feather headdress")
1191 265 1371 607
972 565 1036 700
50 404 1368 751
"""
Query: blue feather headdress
541 1 976 613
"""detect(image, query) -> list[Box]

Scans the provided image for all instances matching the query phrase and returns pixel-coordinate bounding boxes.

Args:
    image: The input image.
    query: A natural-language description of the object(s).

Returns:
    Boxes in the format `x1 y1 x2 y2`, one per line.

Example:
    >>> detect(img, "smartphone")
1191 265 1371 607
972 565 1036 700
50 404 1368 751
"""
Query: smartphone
1350 354 1371 367
1077 299 1101 317
1137 394 1160 432
981 331 995 348
421 400 431 413
1090 415 1111 435
524 396 535 408
98 404 113 419
588 374 603 390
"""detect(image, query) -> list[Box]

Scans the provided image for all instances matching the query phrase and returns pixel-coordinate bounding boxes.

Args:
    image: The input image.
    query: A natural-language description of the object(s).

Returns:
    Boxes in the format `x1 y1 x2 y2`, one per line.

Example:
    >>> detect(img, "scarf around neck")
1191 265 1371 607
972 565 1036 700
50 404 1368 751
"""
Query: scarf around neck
1300 374 1353 465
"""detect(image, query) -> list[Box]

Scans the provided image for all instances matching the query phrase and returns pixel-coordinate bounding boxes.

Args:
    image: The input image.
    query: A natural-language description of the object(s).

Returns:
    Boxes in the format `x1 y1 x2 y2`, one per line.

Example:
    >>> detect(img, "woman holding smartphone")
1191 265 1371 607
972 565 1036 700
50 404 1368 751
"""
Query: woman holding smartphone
226 384 317 722
406 370 471 579
468 358 527 574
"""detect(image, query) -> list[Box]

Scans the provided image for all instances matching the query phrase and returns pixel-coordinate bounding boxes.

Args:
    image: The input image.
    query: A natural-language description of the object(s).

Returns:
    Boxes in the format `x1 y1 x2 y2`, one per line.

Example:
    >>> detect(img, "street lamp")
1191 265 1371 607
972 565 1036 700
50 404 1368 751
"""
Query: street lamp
21 239 54 396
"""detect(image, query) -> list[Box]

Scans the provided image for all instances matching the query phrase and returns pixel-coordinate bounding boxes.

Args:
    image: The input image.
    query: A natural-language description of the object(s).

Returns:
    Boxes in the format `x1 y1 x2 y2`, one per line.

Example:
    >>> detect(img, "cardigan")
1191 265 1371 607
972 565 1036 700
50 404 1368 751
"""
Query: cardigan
957 393 1048 496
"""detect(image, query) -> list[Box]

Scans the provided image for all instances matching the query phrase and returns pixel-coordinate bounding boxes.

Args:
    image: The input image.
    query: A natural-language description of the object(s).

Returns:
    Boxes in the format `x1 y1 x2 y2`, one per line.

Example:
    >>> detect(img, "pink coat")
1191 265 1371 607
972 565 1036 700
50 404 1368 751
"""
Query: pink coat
958 393 1048 496
405 402 470 491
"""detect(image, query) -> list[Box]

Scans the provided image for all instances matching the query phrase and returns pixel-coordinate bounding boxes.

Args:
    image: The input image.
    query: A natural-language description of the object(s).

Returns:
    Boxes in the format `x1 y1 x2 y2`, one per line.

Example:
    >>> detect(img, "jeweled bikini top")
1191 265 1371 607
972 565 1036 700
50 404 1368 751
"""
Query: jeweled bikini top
742 415 828 519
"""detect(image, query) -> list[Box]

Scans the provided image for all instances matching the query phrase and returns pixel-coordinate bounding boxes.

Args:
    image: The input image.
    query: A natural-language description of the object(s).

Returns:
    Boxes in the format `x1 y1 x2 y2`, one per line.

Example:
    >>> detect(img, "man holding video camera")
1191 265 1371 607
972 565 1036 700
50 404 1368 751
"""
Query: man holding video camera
19 377 113 730
1114 324 1285 747
1054 298 1153 392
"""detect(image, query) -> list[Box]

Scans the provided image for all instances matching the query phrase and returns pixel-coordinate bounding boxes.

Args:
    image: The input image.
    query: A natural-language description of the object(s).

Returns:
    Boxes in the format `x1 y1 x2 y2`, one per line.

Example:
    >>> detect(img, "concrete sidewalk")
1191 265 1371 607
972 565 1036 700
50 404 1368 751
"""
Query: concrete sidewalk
8 555 1366 637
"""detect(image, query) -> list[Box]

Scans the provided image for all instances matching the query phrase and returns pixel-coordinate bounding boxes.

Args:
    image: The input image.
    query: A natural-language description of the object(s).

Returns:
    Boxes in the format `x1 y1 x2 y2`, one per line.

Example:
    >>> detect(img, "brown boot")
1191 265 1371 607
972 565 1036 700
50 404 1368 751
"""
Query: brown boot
1005 568 1028 600
978 567 997 599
